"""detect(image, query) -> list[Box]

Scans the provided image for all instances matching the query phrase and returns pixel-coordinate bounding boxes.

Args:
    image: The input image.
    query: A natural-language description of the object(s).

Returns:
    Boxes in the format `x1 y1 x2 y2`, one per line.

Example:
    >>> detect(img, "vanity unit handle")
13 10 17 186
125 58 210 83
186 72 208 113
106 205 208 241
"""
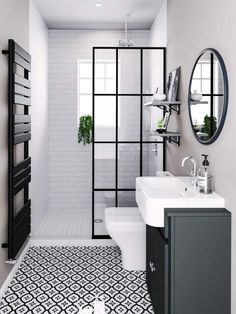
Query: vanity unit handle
149 261 156 272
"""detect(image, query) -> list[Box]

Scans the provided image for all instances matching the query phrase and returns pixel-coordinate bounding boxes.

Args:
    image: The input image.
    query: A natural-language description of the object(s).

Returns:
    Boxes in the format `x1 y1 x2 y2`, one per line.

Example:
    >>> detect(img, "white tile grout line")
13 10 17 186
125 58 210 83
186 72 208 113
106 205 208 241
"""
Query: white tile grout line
0 238 116 301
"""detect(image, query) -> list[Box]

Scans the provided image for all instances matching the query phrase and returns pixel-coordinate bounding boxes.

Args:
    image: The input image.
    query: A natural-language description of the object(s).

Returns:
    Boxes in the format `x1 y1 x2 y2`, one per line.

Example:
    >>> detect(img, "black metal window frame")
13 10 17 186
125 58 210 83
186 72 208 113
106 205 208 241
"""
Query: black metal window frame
92 47 166 239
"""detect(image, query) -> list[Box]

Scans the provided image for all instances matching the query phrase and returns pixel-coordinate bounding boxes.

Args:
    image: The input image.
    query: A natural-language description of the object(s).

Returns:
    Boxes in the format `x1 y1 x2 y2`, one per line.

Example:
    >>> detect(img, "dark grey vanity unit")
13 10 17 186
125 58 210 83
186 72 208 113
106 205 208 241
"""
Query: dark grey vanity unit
146 208 231 314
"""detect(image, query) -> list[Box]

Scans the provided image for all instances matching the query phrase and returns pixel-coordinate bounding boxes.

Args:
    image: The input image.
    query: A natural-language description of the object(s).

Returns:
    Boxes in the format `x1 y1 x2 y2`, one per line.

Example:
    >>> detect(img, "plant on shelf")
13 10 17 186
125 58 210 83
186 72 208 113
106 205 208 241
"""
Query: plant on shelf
157 118 164 129
78 115 93 145
202 114 217 138
156 118 165 134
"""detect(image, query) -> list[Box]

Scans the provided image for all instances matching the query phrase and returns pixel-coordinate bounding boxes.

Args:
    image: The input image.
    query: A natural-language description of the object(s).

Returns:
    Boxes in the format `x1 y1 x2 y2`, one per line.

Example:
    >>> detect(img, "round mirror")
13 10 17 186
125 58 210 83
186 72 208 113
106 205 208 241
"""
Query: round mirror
188 48 228 144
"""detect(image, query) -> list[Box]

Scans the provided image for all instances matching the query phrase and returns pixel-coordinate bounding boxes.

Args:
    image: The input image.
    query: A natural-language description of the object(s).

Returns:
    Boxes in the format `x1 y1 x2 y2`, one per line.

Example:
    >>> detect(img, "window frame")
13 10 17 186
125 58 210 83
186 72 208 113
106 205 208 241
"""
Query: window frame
77 59 119 126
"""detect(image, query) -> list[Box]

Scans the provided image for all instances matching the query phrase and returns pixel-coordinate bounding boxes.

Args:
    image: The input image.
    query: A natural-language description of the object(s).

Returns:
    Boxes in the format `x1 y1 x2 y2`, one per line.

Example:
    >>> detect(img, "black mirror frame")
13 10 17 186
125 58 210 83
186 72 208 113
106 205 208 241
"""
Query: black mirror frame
188 48 229 145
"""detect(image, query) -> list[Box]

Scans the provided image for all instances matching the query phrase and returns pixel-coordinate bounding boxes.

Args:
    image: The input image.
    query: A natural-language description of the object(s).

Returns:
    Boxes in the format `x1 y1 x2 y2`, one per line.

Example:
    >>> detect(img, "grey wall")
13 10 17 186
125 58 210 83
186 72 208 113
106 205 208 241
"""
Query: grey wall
167 0 236 310
0 0 29 286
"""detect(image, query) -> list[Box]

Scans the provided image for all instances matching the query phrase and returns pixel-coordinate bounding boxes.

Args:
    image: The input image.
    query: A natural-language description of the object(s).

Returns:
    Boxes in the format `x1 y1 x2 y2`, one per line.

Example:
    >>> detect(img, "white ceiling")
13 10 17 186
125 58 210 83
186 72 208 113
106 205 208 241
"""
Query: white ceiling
33 0 164 30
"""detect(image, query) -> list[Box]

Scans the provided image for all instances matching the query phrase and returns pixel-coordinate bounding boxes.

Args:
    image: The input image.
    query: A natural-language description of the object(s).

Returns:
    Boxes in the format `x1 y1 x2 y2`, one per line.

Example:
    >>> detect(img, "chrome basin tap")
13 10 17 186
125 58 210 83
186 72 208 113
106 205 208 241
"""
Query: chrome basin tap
182 156 198 187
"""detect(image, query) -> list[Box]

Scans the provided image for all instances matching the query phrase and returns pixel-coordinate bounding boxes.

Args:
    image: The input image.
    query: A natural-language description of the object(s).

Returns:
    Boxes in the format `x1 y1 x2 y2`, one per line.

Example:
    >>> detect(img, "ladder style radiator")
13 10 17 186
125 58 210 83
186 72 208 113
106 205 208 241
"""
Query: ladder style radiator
2 39 31 260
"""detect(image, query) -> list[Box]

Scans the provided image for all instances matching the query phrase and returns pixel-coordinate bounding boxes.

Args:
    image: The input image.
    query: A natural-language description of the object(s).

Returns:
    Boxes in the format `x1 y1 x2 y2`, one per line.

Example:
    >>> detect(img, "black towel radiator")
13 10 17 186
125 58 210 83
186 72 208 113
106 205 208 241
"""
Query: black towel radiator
2 39 31 261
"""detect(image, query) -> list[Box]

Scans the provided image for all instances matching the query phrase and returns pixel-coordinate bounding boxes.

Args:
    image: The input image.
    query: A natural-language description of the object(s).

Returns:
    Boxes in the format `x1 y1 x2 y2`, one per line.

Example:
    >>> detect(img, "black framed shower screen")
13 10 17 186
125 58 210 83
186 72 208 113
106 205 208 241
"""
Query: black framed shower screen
92 47 166 239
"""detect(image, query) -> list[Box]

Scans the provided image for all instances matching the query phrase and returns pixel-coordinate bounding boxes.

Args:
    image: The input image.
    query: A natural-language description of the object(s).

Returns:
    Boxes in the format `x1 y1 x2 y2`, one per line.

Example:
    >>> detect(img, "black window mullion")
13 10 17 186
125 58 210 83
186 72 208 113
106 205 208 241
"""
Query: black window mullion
140 49 143 177
94 93 153 96
92 48 95 238
115 48 119 207
202 93 223 96
163 48 167 171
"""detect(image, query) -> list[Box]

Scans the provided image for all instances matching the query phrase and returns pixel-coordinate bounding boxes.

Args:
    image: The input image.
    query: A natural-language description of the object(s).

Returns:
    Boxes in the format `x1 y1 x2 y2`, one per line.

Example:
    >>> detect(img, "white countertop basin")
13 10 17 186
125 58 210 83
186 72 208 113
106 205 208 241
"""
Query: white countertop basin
135 176 225 227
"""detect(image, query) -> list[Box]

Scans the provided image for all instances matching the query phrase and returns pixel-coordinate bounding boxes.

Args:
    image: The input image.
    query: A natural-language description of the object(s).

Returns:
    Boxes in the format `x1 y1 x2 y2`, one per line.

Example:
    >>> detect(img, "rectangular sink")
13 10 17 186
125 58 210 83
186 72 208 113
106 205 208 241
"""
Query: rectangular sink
135 176 225 227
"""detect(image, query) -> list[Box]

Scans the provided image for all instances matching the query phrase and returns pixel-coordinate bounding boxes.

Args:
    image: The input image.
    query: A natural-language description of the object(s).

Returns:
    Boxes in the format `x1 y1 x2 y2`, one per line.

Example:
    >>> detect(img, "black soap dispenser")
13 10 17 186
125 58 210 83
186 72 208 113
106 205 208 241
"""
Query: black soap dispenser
198 154 214 194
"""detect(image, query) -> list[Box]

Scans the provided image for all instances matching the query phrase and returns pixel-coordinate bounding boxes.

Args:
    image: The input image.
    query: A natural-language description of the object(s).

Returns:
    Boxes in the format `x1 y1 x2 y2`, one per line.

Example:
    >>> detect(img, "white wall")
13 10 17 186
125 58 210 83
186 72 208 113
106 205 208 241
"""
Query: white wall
166 0 236 310
48 30 150 235
150 0 167 48
29 0 49 235
0 0 29 286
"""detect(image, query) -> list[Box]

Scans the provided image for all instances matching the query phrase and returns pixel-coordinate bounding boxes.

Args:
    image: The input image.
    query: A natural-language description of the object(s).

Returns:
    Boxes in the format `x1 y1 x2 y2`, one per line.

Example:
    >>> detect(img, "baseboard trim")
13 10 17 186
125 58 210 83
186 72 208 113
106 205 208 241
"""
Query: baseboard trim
29 238 116 247
0 241 31 300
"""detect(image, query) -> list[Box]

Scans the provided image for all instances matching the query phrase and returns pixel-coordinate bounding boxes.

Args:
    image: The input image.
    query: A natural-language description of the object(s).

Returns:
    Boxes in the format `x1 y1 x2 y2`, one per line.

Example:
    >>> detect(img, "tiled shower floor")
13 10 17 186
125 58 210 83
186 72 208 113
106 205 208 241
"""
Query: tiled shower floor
33 210 91 238
0 246 154 314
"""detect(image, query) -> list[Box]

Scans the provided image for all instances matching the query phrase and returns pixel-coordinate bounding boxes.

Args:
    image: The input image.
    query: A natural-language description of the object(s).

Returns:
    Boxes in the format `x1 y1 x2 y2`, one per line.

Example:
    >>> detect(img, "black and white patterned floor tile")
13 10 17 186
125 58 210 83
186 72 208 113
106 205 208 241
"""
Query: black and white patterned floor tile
0 246 154 314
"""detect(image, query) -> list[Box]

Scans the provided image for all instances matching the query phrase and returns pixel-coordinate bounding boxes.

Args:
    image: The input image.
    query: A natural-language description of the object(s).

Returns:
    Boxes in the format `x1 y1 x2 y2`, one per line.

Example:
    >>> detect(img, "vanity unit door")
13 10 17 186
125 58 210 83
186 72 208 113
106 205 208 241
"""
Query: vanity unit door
146 208 231 314
146 225 167 314
169 214 231 314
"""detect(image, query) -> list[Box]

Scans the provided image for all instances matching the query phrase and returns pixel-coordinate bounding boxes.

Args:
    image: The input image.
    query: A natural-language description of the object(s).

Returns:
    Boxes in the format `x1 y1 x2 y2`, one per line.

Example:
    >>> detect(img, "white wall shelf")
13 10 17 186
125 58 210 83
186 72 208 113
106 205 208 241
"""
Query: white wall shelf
144 101 181 114
145 100 182 146
148 131 181 146
190 101 208 105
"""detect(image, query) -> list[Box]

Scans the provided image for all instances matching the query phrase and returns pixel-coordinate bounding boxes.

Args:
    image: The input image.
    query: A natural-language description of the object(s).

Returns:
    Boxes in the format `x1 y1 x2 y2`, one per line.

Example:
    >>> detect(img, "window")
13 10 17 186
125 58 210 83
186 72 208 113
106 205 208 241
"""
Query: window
78 61 93 118
191 61 211 94
191 58 221 126
78 60 117 126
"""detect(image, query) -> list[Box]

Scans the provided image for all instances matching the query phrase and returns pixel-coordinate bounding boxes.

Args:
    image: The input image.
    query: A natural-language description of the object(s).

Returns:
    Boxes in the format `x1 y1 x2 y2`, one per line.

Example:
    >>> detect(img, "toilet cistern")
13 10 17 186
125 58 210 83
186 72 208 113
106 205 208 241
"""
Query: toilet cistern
182 156 197 187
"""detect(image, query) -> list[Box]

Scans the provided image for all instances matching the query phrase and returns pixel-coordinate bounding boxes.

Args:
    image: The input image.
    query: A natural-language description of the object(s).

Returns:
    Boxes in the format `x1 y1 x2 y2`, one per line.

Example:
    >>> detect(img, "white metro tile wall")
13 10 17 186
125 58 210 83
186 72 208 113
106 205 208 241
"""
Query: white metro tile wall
48 30 150 223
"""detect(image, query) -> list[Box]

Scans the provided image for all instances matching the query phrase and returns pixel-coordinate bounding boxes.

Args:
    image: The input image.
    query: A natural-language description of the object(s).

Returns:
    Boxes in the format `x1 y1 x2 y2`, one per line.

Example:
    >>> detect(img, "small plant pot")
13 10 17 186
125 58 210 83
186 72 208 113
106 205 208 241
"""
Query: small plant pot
156 128 166 134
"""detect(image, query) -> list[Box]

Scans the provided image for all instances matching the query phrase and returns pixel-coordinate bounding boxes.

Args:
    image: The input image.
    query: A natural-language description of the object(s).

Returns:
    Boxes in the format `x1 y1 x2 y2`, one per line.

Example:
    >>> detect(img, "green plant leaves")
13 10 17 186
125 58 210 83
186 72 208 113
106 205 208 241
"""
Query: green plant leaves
157 119 164 129
78 115 93 145
202 114 217 138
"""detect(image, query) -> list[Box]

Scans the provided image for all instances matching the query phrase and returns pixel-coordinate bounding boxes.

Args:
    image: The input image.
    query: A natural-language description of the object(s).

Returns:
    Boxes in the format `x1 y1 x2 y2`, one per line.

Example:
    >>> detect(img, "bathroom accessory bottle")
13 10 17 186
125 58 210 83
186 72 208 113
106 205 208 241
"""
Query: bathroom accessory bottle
197 154 213 194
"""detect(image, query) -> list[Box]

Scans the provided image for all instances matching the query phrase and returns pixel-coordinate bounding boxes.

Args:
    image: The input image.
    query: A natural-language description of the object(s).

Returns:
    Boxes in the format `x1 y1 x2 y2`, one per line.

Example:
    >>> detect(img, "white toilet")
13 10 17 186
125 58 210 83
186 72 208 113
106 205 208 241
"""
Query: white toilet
105 207 146 271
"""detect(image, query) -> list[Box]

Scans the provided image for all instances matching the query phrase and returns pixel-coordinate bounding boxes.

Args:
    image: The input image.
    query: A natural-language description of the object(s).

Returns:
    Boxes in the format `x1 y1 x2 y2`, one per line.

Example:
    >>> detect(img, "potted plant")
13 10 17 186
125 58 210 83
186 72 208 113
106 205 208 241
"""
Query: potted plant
78 115 93 145
156 112 171 133
202 114 217 138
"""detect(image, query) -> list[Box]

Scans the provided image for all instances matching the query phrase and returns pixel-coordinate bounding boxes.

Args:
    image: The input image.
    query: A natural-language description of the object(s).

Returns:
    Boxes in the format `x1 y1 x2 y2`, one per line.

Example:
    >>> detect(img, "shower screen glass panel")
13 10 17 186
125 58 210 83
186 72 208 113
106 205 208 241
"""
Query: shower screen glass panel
94 96 116 142
143 50 164 94
142 143 163 176
94 144 116 189
118 144 140 189
118 96 140 142
142 95 164 141
94 50 117 94
94 191 115 236
92 47 166 238
118 49 140 94
118 191 137 207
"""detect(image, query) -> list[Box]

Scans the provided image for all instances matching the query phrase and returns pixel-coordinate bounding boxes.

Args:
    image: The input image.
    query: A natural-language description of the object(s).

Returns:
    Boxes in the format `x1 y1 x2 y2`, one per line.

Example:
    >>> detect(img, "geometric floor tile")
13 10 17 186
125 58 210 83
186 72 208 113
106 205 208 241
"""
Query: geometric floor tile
0 246 154 314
